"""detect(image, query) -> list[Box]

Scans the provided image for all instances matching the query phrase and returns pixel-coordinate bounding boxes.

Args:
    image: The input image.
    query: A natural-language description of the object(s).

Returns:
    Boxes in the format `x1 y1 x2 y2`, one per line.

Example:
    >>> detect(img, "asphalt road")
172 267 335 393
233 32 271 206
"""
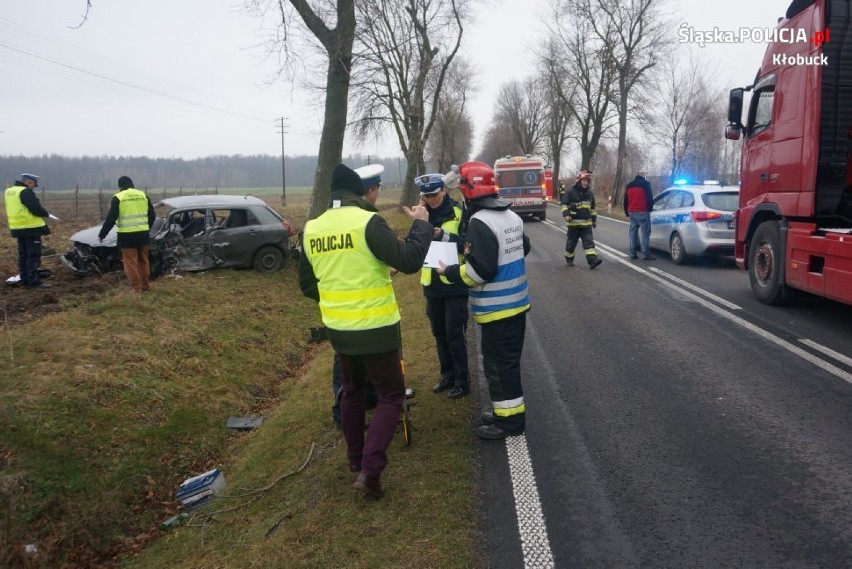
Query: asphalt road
477 204 852 568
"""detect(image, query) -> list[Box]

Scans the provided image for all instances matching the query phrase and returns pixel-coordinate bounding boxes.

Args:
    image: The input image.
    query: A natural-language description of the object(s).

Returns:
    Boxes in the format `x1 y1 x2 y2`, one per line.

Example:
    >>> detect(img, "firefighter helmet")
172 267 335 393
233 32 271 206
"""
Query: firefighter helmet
458 161 497 200
576 170 592 182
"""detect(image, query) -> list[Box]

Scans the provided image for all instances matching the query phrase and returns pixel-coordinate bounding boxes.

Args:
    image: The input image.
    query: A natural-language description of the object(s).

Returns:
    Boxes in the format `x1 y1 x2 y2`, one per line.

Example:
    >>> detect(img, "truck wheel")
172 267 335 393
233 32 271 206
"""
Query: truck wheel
253 245 286 272
669 233 688 265
748 221 791 305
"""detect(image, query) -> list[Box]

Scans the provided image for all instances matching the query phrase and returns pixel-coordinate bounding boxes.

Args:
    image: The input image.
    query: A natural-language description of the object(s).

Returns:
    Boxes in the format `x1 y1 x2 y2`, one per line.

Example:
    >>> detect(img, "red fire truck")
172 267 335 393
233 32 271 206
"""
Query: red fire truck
726 0 852 305
493 155 548 221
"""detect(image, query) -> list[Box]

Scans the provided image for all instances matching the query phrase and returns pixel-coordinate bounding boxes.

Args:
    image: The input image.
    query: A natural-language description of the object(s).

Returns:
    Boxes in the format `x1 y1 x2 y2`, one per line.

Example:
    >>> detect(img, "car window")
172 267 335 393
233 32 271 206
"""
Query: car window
682 192 695 208
652 193 670 210
667 191 685 209
701 191 740 211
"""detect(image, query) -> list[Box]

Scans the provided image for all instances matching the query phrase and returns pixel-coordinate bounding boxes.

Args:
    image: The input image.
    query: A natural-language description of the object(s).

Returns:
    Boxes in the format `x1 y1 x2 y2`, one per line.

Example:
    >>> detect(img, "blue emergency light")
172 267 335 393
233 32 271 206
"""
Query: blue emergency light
673 178 689 185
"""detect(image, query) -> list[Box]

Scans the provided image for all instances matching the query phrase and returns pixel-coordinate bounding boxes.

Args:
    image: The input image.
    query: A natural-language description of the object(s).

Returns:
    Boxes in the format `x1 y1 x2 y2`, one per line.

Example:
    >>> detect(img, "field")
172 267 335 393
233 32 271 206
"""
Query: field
0 189 482 568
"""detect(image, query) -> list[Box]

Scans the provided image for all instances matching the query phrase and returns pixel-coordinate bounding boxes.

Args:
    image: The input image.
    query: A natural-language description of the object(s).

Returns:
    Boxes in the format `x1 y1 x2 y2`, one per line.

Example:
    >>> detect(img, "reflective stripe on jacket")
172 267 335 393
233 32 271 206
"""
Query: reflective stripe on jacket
4 186 46 231
303 207 400 331
462 208 530 324
115 188 150 233
561 185 597 227
420 204 463 287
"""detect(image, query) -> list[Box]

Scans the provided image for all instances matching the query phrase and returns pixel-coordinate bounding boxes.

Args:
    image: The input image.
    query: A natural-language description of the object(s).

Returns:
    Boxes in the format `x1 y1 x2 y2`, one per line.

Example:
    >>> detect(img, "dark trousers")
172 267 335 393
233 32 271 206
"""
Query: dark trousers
331 352 376 424
338 349 405 477
565 225 598 264
480 313 526 434
425 295 469 390
17 236 43 287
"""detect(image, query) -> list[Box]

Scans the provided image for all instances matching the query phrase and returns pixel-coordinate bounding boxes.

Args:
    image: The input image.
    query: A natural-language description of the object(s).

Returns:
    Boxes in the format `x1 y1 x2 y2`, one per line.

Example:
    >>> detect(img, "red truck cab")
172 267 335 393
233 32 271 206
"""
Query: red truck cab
726 0 852 305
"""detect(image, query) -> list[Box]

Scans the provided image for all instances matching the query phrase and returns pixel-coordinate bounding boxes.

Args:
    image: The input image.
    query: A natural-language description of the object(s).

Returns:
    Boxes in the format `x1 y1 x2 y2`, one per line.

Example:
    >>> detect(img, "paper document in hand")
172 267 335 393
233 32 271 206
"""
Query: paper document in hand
424 241 459 269
48 214 59 220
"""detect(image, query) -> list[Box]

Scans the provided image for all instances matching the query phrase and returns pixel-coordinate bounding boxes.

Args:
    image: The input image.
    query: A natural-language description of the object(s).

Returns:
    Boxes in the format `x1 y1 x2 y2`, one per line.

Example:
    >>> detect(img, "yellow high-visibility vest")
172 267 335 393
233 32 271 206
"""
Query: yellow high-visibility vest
115 188 149 233
4 185 46 230
303 206 399 331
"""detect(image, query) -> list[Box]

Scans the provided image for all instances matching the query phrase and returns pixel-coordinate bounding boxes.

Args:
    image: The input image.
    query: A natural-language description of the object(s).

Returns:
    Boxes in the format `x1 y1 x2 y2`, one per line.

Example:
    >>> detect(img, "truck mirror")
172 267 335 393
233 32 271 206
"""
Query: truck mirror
725 124 742 141
728 88 744 126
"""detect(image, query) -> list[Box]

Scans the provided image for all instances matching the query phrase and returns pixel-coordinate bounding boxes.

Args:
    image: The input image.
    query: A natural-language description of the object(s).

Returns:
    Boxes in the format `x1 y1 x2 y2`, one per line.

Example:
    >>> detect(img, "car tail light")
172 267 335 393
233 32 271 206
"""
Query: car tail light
282 221 292 236
690 211 723 223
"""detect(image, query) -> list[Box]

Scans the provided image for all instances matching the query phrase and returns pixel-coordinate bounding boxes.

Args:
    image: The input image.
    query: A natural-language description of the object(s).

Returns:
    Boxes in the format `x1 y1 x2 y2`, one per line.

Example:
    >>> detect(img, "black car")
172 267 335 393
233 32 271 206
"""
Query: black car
60 195 294 277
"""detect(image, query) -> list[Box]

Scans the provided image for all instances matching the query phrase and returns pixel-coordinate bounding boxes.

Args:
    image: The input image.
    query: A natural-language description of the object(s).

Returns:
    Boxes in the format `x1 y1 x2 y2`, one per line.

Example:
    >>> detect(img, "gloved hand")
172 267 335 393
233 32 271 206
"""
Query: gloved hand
592 222 597 228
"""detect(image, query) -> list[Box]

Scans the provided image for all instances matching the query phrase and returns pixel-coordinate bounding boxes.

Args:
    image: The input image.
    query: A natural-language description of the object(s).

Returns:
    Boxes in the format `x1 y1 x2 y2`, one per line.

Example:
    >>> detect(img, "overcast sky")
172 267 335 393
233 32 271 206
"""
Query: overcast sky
1 0 792 161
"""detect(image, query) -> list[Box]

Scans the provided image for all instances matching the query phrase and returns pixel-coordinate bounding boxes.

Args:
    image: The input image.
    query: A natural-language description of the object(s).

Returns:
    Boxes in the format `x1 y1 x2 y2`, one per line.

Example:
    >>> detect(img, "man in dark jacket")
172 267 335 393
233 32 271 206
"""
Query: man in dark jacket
438 161 531 440
4 173 54 289
416 173 470 400
623 171 656 260
98 176 156 292
561 170 602 269
299 163 430 499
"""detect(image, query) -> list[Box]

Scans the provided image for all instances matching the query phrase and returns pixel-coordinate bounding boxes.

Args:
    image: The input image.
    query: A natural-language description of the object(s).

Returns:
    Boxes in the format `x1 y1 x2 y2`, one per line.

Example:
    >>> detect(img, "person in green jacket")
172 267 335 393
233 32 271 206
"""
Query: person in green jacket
299 163 430 499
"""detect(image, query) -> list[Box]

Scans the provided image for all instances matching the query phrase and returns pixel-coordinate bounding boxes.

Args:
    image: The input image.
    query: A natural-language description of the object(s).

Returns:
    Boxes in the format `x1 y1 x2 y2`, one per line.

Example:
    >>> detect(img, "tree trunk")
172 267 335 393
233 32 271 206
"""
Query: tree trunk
611 78 629 208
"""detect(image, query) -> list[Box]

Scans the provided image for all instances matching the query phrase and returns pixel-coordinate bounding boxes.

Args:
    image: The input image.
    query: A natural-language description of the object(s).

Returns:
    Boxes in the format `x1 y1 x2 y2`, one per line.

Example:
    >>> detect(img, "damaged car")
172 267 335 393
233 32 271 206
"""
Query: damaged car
60 195 294 278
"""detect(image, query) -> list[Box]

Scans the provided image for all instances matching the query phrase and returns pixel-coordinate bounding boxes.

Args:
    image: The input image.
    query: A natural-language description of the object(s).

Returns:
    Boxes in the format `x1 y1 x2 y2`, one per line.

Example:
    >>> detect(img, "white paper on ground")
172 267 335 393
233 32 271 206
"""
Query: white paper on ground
423 241 459 269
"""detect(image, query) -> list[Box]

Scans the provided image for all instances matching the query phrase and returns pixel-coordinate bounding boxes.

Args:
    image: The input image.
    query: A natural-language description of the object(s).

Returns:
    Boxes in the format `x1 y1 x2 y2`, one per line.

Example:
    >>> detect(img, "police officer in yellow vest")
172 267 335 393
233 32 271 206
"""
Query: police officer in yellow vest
98 176 155 292
299 163 431 499
5 173 53 289
437 161 531 440
416 173 471 400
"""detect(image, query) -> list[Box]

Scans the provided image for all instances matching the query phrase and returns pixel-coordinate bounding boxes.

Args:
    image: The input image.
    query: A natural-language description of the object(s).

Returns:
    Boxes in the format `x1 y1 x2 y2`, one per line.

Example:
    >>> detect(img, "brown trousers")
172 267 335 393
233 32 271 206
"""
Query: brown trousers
121 245 151 292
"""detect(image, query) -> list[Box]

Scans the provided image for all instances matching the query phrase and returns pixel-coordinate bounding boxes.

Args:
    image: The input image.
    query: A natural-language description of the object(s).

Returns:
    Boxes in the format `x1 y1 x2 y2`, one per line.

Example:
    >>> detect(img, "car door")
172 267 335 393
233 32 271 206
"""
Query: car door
165 208 218 271
207 208 261 268
650 191 671 249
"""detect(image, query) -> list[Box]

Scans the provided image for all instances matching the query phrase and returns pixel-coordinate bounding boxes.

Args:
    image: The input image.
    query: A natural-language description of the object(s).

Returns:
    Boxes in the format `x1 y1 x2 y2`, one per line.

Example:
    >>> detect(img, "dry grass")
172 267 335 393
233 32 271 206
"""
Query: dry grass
0 192 483 568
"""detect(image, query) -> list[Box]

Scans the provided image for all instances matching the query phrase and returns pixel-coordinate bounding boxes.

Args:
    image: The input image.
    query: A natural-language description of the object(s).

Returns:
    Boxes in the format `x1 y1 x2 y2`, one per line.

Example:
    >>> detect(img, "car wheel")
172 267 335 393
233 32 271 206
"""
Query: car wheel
669 233 688 265
748 220 792 305
252 245 286 272
537 210 547 222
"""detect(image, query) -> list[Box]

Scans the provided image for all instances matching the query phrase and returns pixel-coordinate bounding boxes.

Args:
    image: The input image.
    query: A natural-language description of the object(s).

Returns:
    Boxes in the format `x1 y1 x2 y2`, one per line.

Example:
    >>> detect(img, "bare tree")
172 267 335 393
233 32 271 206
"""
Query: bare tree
572 0 670 207
648 55 717 184
245 0 356 220
349 0 466 205
493 80 548 156
476 122 522 165
549 2 618 173
539 37 577 188
425 59 475 172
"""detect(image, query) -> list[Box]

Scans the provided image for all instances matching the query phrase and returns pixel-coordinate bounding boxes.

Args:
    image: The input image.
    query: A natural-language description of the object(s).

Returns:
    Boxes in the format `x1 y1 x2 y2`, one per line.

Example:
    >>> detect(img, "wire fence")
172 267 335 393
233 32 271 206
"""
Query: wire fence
13 186 221 226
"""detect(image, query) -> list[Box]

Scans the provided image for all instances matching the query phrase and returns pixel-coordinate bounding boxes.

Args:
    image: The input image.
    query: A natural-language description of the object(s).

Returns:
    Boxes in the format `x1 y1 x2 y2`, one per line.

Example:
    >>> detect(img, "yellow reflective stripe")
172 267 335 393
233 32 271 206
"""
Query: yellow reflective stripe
321 301 399 321
320 284 393 302
494 404 526 417
460 264 481 287
474 304 529 324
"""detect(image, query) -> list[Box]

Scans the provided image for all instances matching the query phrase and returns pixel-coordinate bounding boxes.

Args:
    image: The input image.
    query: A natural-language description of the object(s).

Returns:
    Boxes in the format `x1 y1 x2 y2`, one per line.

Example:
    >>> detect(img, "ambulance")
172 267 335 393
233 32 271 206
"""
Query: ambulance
493 155 548 221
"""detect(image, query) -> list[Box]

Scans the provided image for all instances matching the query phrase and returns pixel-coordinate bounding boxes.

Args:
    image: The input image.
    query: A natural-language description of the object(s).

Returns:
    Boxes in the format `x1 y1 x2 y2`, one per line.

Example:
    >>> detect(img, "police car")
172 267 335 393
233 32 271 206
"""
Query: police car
649 180 740 265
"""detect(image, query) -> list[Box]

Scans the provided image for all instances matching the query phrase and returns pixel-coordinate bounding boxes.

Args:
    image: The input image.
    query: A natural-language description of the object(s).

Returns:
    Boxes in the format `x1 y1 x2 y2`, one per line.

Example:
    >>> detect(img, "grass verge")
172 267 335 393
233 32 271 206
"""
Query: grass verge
0 198 483 568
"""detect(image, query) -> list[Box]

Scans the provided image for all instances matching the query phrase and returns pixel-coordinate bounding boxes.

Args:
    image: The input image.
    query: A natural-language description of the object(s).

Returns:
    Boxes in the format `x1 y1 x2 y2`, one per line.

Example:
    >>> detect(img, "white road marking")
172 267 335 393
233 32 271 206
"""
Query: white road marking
473 326 555 568
506 435 556 568
537 220 852 384
799 339 852 368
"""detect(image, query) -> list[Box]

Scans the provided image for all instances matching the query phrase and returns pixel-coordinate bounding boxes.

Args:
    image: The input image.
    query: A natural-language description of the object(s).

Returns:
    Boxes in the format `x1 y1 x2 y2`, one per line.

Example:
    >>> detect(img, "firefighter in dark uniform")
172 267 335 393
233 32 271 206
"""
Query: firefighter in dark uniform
561 170 602 269
437 161 531 440
4 173 53 289
416 173 470 400
299 163 431 499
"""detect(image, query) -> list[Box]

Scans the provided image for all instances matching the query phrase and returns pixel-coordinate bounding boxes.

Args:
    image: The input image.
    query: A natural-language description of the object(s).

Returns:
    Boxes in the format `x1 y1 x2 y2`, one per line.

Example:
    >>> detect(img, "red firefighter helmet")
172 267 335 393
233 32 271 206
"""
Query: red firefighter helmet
458 161 497 200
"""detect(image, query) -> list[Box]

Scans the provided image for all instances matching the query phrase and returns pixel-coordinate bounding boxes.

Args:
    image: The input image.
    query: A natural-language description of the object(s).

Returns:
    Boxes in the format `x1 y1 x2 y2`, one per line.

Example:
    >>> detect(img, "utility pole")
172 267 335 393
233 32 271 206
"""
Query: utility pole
275 117 288 205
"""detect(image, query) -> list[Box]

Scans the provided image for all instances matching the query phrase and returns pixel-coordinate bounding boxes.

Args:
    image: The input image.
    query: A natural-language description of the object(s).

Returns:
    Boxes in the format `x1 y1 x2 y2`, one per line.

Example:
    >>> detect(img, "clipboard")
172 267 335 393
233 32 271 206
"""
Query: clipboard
423 241 459 269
